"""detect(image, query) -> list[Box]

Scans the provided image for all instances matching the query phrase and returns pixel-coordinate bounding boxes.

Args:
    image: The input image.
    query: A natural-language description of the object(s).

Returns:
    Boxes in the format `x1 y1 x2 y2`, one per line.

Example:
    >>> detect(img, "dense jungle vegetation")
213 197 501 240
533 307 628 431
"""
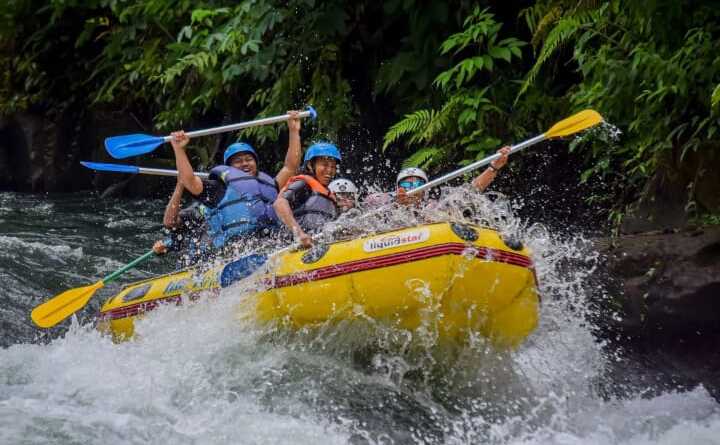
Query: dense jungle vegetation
1 0 719 226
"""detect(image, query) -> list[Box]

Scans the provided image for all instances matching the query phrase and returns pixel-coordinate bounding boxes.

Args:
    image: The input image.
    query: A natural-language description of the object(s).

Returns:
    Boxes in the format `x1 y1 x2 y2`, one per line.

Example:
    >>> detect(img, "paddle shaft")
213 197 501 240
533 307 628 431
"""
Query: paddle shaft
81 161 210 178
137 167 209 179
407 134 545 196
162 109 315 142
102 250 157 284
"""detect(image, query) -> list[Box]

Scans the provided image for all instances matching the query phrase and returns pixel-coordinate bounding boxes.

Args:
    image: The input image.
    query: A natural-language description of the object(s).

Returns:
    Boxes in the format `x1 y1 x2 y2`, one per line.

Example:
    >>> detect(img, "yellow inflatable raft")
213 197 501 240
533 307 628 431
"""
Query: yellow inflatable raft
98 222 539 347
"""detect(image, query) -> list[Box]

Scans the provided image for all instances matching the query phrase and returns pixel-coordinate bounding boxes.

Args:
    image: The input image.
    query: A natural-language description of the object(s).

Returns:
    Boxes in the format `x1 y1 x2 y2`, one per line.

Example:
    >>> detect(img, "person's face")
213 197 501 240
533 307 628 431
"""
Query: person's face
335 192 356 212
229 153 257 176
312 157 337 186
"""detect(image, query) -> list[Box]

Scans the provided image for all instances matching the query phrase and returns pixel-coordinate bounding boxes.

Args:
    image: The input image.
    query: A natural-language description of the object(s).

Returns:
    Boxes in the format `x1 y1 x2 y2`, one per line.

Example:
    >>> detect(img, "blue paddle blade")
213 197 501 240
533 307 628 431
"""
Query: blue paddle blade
104 133 166 159
220 253 268 287
80 161 140 174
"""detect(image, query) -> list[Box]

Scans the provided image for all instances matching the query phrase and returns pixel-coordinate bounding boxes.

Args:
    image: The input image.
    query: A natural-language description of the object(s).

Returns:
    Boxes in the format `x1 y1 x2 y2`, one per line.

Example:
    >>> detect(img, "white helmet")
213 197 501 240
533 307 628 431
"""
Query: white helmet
328 178 358 194
396 167 428 185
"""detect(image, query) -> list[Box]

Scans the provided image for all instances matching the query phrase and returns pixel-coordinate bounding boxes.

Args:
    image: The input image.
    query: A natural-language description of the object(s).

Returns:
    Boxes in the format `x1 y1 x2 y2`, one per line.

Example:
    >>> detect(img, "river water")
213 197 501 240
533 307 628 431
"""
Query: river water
0 191 718 444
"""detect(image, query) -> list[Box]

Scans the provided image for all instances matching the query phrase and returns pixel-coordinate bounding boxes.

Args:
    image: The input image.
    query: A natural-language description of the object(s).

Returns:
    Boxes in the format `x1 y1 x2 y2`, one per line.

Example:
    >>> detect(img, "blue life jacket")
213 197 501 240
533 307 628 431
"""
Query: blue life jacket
204 166 279 247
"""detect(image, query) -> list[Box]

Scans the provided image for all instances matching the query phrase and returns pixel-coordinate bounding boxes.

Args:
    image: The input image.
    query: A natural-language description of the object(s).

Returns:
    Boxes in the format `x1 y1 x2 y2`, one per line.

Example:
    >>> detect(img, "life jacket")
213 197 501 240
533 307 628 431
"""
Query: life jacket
281 175 338 233
204 165 279 247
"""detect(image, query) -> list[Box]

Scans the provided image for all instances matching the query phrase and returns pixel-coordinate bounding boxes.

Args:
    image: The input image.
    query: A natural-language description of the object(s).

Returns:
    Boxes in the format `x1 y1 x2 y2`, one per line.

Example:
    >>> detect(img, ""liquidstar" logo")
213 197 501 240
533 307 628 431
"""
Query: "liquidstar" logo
363 228 430 252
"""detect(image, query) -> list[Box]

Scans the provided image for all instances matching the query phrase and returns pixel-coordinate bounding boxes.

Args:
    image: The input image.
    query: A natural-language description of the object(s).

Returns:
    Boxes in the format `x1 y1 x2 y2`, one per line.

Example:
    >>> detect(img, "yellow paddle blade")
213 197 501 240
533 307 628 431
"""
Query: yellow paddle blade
544 109 604 139
31 280 105 328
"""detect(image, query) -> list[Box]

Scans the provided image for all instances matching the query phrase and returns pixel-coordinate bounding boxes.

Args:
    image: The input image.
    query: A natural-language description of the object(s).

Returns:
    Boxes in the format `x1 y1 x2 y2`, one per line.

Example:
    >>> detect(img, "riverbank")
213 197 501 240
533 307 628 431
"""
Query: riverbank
593 226 720 402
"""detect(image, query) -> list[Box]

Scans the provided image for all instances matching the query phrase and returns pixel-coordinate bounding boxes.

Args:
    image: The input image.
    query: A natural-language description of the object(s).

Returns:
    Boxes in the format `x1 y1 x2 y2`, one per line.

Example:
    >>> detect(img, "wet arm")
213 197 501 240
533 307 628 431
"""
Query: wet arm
162 181 185 228
273 195 312 247
471 146 510 192
171 131 204 196
273 196 302 235
275 111 302 189
471 168 497 192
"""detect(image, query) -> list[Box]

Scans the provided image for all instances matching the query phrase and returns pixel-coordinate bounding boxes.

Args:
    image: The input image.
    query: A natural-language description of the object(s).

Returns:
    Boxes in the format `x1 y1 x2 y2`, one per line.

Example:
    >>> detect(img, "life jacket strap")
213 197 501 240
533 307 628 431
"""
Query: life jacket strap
227 175 277 189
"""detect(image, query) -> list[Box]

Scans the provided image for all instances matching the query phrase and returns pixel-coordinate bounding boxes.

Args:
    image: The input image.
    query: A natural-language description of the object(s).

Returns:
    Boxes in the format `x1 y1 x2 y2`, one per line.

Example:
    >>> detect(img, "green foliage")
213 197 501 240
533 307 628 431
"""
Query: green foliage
383 7 525 170
382 0 720 222
384 109 438 149
401 146 443 169
373 1 464 109
516 3 606 102
0 0 438 150
692 212 720 226
2 0 719 223
528 1 720 212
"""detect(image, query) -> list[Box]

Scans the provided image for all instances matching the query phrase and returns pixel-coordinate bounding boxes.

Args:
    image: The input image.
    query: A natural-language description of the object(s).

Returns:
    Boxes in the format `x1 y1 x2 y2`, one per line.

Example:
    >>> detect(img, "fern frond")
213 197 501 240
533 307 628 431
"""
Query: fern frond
383 109 436 150
416 95 462 143
531 6 562 49
712 83 720 109
516 7 602 103
402 146 443 169
518 5 544 35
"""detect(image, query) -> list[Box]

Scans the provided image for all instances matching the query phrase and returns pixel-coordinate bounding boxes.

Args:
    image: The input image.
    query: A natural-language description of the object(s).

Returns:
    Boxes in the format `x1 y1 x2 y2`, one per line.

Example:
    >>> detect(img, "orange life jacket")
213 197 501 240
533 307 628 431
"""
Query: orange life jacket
281 174 338 231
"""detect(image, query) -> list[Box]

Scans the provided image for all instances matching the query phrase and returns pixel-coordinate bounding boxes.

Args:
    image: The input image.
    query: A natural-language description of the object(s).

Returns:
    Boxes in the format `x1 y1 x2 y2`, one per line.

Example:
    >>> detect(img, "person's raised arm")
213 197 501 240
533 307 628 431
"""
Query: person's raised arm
275 111 302 189
274 195 313 248
472 146 510 192
171 131 204 196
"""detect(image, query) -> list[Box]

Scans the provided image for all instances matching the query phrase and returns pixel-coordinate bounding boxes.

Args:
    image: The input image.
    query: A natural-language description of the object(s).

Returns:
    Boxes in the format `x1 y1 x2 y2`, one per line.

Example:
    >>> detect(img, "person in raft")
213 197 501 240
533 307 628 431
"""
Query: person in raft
152 111 303 261
328 178 359 213
273 142 342 248
365 146 512 207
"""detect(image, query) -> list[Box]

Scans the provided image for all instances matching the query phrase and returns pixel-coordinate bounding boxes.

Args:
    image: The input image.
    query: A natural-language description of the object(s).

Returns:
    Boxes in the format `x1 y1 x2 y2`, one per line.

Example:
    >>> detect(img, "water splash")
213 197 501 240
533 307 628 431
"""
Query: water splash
0 191 718 444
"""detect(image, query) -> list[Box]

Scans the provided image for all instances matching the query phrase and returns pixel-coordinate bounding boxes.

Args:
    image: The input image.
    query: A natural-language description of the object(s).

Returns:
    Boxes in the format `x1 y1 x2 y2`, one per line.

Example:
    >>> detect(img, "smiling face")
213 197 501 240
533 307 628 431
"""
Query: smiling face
310 157 337 186
229 153 258 176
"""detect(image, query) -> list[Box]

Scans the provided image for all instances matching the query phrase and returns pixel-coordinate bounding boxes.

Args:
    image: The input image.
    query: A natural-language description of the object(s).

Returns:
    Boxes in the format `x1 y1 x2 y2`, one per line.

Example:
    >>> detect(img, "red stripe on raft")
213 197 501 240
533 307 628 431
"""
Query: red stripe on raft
99 242 532 321
98 295 183 321
266 243 532 289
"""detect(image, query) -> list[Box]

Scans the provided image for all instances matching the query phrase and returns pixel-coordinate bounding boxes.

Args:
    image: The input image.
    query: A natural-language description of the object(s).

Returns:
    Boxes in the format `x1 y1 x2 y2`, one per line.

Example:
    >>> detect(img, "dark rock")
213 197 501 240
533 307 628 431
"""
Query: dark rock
594 226 720 337
592 227 720 402
0 115 33 191
620 155 689 234
0 108 171 196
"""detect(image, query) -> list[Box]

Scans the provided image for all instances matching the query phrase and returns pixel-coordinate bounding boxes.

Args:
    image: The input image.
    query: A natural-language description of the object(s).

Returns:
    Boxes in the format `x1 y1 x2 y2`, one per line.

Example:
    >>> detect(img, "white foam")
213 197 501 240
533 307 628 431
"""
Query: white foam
0 235 84 261
1 187 718 444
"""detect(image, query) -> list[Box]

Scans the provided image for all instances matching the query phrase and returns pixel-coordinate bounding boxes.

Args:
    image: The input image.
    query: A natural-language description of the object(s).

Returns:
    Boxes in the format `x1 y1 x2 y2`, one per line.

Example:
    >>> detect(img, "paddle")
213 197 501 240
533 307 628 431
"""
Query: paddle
31 244 168 328
218 241 306 287
105 106 317 159
81 161 210 179
219 253 271 287
408 109 604 196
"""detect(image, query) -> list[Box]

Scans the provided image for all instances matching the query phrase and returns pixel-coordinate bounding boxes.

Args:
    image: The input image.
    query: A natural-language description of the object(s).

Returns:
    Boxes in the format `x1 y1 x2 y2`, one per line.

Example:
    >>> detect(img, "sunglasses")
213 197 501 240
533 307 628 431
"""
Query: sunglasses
398 179 426 190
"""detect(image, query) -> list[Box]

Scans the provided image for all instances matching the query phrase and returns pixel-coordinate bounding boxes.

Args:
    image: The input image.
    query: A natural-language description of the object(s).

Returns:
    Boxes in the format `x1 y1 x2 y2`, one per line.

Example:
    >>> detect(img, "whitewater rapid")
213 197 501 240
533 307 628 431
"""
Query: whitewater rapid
0 191 718 444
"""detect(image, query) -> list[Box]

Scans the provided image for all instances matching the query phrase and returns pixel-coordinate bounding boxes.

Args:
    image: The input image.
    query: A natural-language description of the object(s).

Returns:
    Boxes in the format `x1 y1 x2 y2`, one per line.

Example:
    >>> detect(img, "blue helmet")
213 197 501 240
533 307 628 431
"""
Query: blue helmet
224 142 258 165
303 142 342 163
